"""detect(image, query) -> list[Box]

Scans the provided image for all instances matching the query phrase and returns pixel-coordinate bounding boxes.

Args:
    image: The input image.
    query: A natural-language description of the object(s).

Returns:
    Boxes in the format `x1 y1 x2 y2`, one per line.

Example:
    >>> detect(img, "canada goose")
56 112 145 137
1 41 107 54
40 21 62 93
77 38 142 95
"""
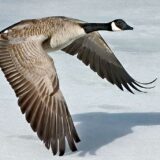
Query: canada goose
0 16 156 156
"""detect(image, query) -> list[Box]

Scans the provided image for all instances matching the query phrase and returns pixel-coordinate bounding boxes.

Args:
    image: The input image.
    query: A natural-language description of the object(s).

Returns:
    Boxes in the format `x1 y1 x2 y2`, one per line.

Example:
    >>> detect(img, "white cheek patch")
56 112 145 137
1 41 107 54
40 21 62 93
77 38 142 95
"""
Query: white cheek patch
111 22 122 31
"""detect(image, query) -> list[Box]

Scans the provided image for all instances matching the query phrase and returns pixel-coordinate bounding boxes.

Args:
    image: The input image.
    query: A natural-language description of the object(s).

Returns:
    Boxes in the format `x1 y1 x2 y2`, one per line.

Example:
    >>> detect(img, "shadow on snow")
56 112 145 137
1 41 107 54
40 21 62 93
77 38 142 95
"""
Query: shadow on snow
73 111 160 156
10 107 160 156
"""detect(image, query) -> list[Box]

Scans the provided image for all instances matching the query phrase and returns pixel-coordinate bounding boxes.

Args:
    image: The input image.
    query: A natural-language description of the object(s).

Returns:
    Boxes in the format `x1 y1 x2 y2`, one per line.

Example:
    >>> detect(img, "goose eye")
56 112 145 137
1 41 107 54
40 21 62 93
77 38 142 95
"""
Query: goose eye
116 21 126 29
116 21 123 27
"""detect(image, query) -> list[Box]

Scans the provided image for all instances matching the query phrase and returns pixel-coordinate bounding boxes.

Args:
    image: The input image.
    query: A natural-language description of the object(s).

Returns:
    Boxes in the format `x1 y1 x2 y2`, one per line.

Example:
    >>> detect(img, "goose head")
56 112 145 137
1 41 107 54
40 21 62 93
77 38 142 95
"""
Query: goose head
110 19 133 31
79 19 133 33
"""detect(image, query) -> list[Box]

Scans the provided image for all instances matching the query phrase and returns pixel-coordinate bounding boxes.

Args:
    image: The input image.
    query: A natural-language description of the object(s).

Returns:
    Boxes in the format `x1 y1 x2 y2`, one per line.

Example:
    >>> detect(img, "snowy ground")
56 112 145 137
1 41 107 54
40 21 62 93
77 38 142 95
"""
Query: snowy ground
0 0 160 160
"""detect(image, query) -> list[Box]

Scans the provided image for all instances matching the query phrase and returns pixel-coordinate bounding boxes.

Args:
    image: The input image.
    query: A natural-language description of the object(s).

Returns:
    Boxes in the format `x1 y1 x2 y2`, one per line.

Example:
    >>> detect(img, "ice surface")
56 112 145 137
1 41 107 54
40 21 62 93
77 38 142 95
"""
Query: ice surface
0 0 160 160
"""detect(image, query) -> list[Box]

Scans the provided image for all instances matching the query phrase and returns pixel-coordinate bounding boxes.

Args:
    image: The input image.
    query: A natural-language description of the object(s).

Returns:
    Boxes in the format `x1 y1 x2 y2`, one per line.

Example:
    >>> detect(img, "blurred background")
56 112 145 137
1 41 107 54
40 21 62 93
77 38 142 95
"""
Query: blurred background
0 1 160 160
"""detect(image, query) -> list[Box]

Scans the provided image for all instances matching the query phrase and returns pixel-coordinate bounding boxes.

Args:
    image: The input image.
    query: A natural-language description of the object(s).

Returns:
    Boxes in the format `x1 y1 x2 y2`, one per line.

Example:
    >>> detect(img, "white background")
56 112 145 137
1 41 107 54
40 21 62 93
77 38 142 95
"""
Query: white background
0 0 160 160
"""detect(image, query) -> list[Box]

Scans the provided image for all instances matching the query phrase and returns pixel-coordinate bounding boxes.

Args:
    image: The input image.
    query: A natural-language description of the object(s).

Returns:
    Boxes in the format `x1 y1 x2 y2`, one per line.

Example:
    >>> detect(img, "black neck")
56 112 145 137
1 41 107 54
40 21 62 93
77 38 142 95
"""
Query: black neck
80 22 112 33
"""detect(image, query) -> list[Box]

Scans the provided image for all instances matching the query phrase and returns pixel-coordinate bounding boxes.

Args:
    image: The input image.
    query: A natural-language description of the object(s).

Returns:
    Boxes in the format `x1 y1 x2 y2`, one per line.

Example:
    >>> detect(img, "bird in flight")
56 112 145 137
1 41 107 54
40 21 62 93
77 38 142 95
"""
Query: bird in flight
0 16 156 156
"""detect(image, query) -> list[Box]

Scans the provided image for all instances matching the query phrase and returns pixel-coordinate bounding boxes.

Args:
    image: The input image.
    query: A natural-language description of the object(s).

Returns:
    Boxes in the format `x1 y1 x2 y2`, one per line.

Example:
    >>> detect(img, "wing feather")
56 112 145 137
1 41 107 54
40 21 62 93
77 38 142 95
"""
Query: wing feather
0 35 80 156
62 32 156 93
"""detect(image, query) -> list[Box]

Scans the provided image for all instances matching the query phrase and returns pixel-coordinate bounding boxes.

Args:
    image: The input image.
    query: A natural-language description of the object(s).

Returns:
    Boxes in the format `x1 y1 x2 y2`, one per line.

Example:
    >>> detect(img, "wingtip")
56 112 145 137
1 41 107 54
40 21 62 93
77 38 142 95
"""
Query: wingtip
59 150 65 156
129 77 157 93
135 77 157 85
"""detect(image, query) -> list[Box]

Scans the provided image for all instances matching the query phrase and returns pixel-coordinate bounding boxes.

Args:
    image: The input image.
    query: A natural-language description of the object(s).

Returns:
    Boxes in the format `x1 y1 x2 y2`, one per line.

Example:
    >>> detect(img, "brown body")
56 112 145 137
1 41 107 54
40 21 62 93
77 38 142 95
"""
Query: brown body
1 17 85 50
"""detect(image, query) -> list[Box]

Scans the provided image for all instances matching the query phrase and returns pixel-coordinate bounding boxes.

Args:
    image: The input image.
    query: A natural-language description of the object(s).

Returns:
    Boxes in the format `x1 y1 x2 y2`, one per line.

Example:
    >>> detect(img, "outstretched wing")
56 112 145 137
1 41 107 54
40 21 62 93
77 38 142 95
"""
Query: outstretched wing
0 35 80 156
62 32 156 93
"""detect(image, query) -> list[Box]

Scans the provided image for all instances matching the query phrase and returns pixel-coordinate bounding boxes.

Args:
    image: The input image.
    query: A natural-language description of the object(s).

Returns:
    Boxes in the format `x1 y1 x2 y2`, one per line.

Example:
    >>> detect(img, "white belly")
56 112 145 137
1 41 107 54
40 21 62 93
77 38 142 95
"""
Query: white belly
50 24 85 51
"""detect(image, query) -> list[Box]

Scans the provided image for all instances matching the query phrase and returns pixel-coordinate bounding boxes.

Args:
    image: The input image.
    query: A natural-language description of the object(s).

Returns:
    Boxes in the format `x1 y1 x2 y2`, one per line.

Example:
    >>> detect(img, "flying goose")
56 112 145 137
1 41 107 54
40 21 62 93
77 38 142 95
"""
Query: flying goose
0 16 156 156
